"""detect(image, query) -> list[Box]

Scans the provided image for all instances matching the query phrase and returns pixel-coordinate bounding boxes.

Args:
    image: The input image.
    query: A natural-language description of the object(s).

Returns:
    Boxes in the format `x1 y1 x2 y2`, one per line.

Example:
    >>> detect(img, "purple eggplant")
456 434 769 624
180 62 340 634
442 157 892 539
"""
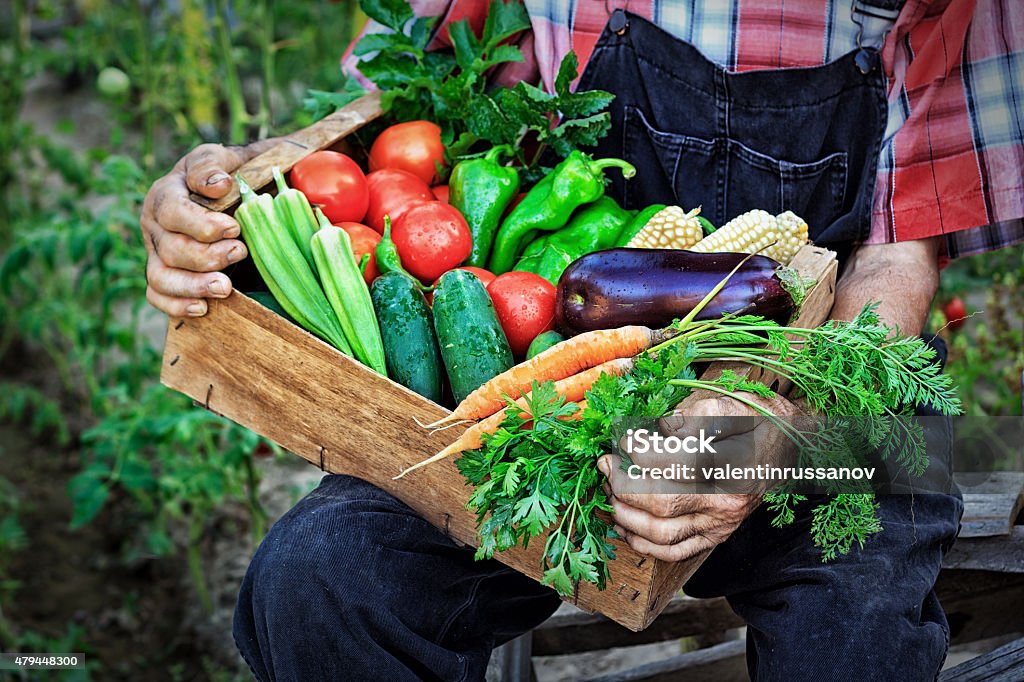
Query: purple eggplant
555 249 796 335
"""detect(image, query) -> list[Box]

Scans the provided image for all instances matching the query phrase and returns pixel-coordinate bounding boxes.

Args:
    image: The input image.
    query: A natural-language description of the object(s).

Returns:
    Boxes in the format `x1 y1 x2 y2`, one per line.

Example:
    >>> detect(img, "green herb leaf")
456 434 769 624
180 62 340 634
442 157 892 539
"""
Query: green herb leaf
360 0 415 32
481 0 531 47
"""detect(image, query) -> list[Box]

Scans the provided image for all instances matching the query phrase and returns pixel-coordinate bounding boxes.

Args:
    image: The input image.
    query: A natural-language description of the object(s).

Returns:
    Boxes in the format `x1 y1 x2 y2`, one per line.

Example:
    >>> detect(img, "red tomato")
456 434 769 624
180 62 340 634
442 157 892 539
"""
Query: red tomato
336 222 381 284
427 266 495 304
390 201 471 282
364 169 435 234
368 121 446 185
487 272 557 357
432 184 449 204
942 297 967 331
289 151 368 223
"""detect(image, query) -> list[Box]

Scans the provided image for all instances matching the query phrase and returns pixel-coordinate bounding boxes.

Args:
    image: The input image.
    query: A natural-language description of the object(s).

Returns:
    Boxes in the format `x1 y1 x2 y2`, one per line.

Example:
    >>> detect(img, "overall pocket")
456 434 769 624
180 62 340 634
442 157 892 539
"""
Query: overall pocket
624 105 849 229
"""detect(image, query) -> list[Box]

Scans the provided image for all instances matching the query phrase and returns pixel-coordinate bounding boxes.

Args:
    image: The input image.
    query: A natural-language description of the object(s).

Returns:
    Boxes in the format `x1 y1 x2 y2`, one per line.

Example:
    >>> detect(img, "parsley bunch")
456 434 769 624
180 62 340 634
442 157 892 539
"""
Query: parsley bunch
458 304 961 596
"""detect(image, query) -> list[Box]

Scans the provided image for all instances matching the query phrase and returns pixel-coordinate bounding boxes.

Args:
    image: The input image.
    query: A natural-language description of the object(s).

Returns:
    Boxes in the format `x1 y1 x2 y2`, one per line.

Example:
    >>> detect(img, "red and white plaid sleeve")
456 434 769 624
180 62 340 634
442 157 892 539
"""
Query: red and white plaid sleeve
867 0 1024 255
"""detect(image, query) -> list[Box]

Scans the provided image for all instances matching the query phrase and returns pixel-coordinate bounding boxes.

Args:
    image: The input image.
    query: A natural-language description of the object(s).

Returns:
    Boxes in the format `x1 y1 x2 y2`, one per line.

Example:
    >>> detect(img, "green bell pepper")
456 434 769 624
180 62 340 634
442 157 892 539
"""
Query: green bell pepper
514 196 633 284
488 151 635 274
449 144 520 268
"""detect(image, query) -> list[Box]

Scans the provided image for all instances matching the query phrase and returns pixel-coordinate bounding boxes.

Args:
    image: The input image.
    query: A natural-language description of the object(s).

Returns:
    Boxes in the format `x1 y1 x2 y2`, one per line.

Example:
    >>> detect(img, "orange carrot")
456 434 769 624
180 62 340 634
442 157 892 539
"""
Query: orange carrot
396 400 589 480
424 326 664 428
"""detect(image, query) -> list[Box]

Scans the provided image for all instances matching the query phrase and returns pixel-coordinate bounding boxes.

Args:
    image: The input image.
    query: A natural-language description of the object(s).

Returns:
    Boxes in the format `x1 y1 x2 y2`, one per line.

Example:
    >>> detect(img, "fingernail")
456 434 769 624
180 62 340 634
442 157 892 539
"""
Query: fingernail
222 224 240 239
207 172 229 186
186 302 206 316
597 457 610 477
226 244 245 262
208 279 229 297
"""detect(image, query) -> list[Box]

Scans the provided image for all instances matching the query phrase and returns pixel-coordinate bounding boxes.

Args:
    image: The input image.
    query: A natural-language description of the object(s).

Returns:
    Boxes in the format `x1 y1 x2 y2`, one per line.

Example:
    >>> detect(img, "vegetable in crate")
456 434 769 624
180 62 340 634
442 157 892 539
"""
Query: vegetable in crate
515 196 633 284
488 151 637 274
374 217 424 285
289 151 369 224
556 249 799 335
234 176 351 354
615 203 667 246
426 266 495 304
311 209 387 375
368 120 446 185
625 205 704 249
689 209 808 265
449 145 520 268
526 330 565 359
432 269 514 403
336 222 381 284
363 169 435 234
390 201 473 282
486 271 557 358
426 325 663 427
371 272 444 403
271 167 319 271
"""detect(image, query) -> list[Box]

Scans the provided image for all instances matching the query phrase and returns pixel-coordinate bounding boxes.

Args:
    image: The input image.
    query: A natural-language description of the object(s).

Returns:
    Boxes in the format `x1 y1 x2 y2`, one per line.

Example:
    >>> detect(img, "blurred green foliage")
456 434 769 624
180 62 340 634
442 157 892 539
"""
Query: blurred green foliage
931 245 1023 417
0 1 361 676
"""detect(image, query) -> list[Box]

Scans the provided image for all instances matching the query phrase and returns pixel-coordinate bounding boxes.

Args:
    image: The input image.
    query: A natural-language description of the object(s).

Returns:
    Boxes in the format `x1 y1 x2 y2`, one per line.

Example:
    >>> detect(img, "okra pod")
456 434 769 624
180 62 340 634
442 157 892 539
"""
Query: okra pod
272 166 319 272
311 208 388 375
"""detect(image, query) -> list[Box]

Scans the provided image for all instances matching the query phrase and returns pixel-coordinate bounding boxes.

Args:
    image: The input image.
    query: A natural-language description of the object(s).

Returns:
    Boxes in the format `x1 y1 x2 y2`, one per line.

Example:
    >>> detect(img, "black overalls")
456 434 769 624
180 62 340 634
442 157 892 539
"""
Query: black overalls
579 8 889 261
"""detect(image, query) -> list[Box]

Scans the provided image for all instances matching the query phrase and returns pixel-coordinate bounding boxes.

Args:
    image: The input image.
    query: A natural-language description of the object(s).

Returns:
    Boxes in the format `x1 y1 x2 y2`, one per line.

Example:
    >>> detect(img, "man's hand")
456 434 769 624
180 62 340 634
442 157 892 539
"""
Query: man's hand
140 141 276 317
598 392 802 562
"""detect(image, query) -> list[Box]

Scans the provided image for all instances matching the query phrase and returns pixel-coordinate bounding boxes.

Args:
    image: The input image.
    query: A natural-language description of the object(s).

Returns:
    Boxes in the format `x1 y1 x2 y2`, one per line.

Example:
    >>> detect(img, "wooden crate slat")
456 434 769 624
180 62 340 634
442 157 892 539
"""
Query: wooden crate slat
192 91 384 213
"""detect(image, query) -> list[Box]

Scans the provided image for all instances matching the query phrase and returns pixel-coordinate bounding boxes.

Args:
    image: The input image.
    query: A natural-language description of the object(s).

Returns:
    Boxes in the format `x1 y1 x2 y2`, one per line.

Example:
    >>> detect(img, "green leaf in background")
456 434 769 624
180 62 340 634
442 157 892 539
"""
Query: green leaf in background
448 20 483 71
68 466 111 530
352 31 416 57
303 80 368 122
360 0 415 32
481 0 531 47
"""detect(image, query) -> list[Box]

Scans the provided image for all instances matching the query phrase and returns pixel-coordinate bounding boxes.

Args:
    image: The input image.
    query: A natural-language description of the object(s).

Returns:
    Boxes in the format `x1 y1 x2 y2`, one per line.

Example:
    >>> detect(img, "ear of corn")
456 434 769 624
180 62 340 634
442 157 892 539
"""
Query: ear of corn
235 176 352 354
311 208 388 375
626 206 704 249
272 166 319 272
687 209 808 265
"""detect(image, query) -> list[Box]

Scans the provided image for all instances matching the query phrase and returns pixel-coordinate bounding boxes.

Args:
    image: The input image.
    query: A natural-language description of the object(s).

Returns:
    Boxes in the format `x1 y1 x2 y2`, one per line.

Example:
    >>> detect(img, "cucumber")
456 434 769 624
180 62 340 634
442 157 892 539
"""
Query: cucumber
432 269 514 403
370 272 444 403
526 330 565 359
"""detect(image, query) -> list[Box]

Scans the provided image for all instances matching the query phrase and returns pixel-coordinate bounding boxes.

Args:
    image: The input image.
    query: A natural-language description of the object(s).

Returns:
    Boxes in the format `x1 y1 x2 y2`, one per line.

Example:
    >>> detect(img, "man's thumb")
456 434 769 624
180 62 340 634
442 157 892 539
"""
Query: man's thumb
184 145 238 199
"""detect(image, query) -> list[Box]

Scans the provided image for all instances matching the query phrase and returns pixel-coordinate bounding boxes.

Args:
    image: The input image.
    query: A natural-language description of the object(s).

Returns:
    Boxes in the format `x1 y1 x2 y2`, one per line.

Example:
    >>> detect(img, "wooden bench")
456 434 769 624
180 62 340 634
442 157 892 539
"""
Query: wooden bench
940 636 1024 682
492 472 1024 681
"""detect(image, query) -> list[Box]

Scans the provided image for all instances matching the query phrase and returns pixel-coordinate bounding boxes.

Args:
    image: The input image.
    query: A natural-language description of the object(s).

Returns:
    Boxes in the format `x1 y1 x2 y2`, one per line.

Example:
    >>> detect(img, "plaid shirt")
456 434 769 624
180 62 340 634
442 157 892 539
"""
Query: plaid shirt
345 0 1024 258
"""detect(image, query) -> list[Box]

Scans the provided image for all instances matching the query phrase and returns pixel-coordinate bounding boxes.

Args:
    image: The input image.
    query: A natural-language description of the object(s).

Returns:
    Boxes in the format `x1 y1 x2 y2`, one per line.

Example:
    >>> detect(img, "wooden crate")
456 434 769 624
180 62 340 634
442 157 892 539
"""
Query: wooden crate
160 93 838 631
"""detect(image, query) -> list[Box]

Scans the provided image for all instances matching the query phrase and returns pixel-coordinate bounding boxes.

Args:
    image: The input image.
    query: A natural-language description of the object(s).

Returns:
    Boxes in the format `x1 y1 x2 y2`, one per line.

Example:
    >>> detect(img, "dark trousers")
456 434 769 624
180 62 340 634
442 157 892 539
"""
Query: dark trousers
233 473 962 682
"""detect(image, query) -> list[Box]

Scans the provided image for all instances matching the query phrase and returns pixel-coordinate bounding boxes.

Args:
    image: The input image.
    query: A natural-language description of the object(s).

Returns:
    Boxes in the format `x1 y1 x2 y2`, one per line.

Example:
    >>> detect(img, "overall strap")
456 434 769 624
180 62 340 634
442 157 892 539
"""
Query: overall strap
851 0 903 72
